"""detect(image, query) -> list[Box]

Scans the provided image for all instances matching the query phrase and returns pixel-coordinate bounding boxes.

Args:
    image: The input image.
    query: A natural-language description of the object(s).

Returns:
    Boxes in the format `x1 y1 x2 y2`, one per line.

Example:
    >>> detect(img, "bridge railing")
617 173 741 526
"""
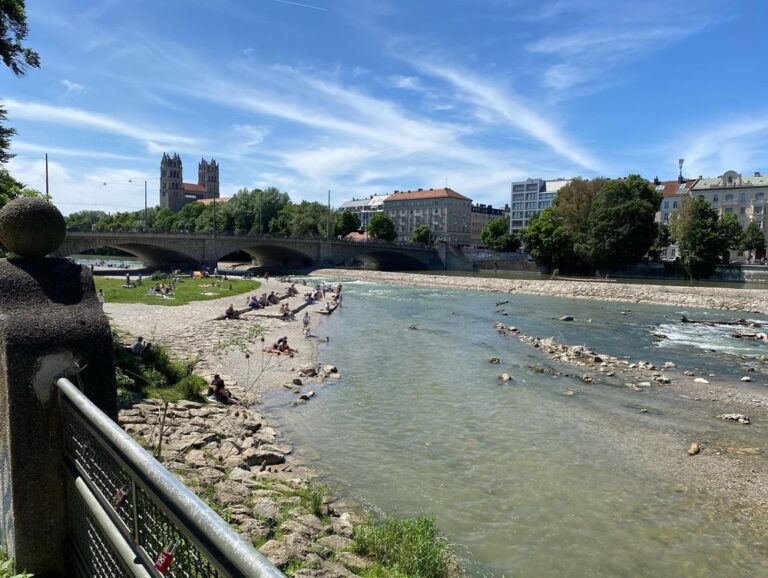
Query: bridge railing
58 376 284 578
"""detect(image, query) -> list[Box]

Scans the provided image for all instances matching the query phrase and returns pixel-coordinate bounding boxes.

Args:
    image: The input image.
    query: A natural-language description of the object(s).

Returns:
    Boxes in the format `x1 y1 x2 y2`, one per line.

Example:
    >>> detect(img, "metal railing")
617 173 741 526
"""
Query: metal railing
57 377 284 578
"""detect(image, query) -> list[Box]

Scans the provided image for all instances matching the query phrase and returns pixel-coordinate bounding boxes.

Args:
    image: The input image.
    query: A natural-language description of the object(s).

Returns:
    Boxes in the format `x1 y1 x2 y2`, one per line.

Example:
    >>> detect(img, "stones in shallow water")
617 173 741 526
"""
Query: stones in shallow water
498 373 512 382
488 357 500 364
559 315 574 321
694 377 710 384
741 376 752 382
718 413 751 424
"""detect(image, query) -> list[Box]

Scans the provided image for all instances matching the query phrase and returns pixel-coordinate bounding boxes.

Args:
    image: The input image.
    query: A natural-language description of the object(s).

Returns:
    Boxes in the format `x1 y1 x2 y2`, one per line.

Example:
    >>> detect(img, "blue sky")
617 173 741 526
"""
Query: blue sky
3 0 767 215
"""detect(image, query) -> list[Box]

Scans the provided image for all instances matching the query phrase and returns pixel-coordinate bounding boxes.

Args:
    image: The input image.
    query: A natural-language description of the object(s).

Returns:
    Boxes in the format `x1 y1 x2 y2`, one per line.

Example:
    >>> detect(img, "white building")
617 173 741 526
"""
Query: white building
338 194 389 229
383 188 472 245
509 178 571 232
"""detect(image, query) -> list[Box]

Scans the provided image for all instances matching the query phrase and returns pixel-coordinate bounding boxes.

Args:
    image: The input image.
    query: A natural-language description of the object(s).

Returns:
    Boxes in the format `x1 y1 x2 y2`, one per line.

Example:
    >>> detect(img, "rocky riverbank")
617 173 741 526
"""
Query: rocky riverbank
106 281 380 575
311 269 768 314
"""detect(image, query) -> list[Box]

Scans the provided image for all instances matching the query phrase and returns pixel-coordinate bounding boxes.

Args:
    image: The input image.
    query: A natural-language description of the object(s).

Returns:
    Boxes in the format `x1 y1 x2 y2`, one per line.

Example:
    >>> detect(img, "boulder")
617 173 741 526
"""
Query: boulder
498 373 511 382
259 539 294 569
243 446 286 467
252 498 282 521
292 378 304 386
559 315 574 321
694 377 710 384
488 357 500 364
300 365 318 377
741 376 752 382
323 364 338 374
688 442 701 456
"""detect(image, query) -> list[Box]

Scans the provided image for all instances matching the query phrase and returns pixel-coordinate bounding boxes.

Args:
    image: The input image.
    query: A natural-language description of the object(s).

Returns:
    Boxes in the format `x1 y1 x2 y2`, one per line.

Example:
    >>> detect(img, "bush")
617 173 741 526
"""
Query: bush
176 375 207 402
0 548 33 578
353 516 457 578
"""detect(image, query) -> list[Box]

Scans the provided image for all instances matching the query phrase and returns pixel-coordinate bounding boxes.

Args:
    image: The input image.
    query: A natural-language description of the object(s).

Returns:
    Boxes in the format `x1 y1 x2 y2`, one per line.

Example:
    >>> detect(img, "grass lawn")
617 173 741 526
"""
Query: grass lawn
96 276 261 306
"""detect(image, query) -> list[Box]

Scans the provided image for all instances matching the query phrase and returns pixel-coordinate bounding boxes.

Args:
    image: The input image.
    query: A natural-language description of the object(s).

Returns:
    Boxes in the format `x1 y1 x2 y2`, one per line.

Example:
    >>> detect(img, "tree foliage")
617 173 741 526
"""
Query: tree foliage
480 216 519 252
671 197 729 279
520 176 660 272
0 0 40 76
411 224 431 245
367 212 397 241
0 104 14 164
335 210 361 237
719 213 743 251
741 221 766 258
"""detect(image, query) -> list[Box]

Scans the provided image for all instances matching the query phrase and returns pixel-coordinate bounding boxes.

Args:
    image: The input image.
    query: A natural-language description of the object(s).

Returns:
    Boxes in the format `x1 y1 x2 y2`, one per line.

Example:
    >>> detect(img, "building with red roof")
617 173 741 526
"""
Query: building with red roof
383 187 472 245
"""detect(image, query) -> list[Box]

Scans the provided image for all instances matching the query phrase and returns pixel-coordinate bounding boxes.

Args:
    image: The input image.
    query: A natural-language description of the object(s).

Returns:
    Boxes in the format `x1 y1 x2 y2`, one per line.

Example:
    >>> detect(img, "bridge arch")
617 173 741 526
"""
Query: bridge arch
345 249 432 270
215 243 319 270
54 239 201 269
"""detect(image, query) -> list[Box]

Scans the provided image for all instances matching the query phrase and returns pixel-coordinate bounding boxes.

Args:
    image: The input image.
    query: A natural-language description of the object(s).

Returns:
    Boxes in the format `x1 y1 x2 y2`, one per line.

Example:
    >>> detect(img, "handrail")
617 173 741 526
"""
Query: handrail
57 377 284 578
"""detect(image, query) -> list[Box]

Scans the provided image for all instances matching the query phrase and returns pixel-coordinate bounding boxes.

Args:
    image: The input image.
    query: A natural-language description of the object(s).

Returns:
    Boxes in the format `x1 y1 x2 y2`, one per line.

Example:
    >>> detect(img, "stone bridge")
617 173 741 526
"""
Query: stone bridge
53 231 442 270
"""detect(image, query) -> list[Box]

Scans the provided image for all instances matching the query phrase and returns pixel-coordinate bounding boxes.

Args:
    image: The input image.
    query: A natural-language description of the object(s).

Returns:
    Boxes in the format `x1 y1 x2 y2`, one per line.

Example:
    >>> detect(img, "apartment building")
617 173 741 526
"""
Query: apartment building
653 177 698 260
470 204 508 247
383 188 472 245
338 194 389 229
509 178 570 232
691 170 768 228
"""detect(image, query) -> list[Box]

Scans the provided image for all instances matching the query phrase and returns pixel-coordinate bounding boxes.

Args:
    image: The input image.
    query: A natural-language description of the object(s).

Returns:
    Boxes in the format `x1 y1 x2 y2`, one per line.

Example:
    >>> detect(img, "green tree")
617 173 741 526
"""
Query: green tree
719 213 743 251
65 210 108 230
335 210 361 237
672 197 727 279
649 222 671 261
480 216 519 252
269 204 295 236
0 104 14 164
520 208 576 267
1 1 40 76
741 220 766 260
583 175 662 268
411 224 431 245
367 212 397 241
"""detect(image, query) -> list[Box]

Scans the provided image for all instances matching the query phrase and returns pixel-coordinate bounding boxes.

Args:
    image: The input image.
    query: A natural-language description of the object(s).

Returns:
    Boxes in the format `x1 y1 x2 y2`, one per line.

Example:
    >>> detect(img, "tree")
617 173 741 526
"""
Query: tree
1 1 40 76
335 211 361 238
0 104 14 164
480 216 519 252
65 210 108 231
671 197 727 279
367 213 397 241
719 213 743 252
649 223 671 261
583 175 662 268
742 221 766 260
411 224 431 245
520 208 576 267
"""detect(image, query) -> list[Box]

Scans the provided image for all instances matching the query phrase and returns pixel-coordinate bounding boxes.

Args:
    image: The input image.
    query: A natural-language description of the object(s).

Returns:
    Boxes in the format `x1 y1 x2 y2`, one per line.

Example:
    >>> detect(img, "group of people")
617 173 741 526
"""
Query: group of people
148 282 174 297
208 374 239 405
246 291 281 310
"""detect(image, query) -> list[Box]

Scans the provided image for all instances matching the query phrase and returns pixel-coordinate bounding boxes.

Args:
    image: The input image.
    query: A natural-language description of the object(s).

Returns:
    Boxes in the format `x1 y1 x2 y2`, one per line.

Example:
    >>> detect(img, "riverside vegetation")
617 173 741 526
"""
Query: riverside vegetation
95 274 260 306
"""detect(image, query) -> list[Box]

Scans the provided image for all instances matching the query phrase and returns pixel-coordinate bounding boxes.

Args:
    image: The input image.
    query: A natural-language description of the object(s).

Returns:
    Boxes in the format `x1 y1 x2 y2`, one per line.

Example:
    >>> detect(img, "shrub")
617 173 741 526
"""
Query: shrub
175 375 207 402
353 516 457 578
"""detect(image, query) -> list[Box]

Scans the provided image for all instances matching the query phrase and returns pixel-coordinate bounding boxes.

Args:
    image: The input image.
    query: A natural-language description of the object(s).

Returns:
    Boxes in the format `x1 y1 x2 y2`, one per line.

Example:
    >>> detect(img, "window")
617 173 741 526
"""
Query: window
740 207 746 214
725 193 734 201
713 195 719 203
513 185 524 192
664 201 669 209
740 192 747 202
756 192 765 202
725 207 733 214
663 213 670 222
672 201 678 208
526 184 538 191
755 206 763 215
525 193 537 200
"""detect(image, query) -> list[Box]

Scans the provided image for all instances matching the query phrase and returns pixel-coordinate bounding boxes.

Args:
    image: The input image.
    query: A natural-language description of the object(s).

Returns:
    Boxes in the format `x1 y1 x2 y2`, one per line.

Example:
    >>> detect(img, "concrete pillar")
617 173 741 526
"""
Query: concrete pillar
0 198 117 576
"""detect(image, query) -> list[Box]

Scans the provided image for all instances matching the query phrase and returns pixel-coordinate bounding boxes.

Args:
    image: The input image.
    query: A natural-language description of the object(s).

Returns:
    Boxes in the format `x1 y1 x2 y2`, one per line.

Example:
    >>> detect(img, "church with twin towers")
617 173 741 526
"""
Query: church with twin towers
159 153 220 212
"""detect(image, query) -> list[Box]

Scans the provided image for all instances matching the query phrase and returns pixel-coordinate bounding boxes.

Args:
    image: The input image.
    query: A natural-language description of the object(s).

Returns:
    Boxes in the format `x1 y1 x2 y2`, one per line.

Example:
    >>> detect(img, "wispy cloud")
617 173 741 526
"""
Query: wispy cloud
60 79 86 99
11 140 144 162
403 56 602 171
274 0 327 11
388 75 422 90
3 98 197 150
524 1 717 91
677 113 768 177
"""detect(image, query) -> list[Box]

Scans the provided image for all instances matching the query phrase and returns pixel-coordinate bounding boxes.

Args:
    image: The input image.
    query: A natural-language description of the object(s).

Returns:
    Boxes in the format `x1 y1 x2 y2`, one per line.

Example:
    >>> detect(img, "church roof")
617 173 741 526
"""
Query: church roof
183 183 206 193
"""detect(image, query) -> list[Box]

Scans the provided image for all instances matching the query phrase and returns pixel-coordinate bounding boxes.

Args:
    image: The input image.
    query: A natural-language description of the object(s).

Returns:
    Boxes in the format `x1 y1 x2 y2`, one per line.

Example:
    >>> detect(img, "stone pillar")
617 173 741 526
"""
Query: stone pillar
0 198 117 576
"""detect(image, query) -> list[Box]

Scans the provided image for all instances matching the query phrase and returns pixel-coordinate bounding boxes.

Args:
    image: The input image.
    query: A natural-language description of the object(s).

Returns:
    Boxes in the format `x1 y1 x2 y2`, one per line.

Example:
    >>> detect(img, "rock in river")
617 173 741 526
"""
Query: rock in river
717 413 751 424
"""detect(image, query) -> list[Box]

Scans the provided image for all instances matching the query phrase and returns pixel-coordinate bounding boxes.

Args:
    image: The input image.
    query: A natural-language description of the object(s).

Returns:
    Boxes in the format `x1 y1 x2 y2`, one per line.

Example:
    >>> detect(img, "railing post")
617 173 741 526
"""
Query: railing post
0 198 117 576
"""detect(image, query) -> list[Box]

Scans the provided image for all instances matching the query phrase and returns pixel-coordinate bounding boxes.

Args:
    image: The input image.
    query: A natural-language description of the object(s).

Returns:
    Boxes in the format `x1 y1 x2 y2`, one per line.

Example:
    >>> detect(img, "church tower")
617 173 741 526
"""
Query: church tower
198 158 219 200
159 153 184 211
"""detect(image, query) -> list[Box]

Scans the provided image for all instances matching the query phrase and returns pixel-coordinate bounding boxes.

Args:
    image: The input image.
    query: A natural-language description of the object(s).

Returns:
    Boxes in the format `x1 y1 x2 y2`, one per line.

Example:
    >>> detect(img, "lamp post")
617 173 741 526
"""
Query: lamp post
128 178 151 232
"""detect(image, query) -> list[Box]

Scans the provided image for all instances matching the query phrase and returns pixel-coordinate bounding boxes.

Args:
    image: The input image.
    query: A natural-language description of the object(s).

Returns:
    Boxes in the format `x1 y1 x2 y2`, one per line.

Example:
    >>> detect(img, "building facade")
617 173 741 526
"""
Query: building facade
509 178 570 232
691 170 768 229
159 153 220 212
653 177 698 260
470 204 507 247
338 194 389 229
383 188 472 245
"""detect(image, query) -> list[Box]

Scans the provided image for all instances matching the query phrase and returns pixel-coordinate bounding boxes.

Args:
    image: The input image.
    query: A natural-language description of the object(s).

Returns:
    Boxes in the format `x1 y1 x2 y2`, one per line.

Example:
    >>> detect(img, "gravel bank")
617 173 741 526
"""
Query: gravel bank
311 269 768 314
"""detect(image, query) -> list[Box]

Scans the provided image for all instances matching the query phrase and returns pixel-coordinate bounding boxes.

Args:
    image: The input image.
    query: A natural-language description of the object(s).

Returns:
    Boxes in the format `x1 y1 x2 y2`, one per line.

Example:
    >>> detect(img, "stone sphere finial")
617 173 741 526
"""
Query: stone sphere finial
0 197 66 257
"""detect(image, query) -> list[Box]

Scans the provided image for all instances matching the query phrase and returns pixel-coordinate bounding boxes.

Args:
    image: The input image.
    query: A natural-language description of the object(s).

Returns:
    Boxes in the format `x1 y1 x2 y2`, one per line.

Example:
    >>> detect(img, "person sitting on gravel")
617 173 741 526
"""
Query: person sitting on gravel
208 374 239 405
224 304 240 319
277 336 298 357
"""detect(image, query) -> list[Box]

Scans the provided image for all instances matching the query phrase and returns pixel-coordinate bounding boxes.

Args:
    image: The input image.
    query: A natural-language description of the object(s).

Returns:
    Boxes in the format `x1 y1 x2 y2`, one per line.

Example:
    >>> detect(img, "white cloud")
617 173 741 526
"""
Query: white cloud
389 75 422 90
4 99 198 151
11 140 144 162
403 57 602 171
231 124 270 148
678 113 768 178
60 79 86 99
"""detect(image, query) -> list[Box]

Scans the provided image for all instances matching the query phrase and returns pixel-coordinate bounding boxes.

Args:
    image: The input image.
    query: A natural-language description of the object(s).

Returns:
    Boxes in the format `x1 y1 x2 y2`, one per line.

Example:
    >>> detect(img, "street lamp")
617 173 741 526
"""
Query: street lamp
128 179 148 231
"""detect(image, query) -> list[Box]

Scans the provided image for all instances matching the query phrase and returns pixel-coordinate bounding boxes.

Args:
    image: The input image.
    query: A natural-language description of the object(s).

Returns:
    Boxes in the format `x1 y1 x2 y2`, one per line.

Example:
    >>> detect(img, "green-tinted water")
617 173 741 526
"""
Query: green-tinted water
270 281 768 577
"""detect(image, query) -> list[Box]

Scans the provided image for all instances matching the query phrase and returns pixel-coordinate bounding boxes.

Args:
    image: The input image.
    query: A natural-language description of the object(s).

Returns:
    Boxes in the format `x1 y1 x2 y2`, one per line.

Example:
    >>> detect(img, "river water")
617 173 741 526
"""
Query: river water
269 280 768 577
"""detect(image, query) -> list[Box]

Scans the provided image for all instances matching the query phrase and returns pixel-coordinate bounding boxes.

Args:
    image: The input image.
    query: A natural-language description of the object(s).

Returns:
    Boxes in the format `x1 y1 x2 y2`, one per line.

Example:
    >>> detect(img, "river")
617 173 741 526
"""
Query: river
268 279 768 577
